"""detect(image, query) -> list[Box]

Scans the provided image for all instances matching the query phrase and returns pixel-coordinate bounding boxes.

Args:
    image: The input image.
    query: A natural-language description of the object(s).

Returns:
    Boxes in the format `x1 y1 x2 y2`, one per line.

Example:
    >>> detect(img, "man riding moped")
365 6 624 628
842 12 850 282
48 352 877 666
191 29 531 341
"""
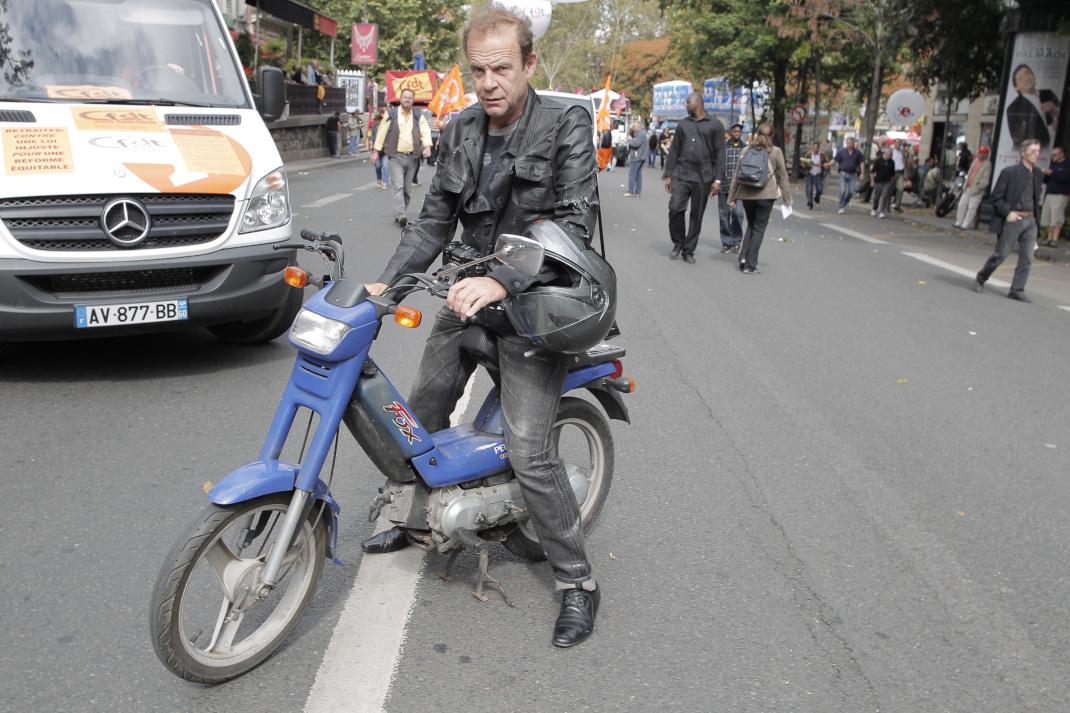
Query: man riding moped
361 7 606 648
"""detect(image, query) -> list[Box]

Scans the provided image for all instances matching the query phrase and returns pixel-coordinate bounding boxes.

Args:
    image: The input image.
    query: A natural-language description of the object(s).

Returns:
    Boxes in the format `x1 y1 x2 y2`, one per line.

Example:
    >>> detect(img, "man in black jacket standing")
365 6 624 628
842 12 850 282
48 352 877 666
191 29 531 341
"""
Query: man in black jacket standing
663 92 725 263
359 7 603 648
973 138 1044 302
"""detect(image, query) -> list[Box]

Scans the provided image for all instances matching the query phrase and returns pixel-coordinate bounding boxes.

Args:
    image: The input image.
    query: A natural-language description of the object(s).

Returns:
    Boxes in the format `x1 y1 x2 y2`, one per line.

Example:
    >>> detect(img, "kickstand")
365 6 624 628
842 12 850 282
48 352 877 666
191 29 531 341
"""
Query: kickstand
456 530 514 607
437 549 461 582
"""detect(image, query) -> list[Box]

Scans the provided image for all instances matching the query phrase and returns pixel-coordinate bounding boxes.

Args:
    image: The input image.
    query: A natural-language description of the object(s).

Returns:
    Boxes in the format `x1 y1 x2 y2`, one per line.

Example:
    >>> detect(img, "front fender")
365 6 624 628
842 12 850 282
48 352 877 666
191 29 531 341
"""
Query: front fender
208 459 343 563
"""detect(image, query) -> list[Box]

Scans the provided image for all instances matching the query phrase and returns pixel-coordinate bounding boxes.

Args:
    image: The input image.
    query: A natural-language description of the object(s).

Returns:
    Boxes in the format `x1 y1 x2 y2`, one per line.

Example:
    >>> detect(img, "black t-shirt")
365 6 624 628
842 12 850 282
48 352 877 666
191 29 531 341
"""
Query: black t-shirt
326 115 339 131
477 123 516 199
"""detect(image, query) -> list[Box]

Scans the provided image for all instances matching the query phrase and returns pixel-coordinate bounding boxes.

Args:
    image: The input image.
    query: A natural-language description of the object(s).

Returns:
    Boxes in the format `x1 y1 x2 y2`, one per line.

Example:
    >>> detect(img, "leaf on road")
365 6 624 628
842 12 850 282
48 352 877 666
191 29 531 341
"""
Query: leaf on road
969 331 977 336
1045 444 1057 449
608 552 618 560
917 280 927 286
202 481 214 493
896 378 908 384
958 511 967 517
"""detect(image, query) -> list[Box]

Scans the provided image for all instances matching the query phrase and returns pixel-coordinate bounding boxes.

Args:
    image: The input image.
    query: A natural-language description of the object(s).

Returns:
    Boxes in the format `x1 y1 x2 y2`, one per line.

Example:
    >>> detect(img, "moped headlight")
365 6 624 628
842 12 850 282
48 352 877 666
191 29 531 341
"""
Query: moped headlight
289 309 351 354
240 168 290 233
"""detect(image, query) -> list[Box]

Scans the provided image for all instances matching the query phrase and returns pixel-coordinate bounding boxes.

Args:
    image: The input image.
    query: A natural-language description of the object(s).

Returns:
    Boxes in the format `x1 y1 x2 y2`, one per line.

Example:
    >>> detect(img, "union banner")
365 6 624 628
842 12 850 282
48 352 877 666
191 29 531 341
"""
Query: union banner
385 71 438 104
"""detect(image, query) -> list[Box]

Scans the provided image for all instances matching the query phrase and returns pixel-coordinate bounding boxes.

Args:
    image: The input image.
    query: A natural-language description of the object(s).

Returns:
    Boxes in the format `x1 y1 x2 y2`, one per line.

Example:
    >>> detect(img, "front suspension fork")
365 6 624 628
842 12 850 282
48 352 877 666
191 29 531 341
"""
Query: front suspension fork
258 489 311 593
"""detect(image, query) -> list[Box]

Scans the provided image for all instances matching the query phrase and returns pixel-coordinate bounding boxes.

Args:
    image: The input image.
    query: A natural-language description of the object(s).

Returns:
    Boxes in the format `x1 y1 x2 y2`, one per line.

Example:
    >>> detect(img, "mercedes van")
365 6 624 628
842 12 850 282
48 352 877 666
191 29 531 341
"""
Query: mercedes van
0 0 299 342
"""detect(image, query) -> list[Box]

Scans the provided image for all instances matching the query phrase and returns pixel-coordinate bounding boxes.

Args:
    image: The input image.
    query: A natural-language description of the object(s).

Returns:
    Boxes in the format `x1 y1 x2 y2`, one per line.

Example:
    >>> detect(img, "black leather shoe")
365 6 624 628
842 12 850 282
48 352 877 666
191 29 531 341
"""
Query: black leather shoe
1007 290 1032 303
972 278 985 293
670 245 682 260
361 526 411 554
552 586 600 648
683 254 696 264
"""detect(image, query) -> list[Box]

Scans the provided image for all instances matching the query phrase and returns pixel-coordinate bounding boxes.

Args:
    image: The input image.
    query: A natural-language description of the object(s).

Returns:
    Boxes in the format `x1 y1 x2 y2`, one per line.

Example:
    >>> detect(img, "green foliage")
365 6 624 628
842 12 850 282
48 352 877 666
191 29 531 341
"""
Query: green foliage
303 0 466 74
906 0 1004 102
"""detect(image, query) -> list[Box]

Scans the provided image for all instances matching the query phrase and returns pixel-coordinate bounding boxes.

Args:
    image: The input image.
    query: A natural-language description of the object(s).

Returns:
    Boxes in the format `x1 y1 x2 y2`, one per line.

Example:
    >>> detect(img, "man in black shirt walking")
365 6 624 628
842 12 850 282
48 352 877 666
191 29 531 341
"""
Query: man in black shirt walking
973 138 1044 302
663 92 725 263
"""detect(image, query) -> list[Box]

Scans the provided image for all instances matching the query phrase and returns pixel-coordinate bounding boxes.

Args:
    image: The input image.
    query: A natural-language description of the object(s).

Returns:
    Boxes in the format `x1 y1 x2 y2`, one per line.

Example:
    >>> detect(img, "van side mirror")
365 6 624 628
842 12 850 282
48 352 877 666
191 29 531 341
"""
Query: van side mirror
255 66 286 122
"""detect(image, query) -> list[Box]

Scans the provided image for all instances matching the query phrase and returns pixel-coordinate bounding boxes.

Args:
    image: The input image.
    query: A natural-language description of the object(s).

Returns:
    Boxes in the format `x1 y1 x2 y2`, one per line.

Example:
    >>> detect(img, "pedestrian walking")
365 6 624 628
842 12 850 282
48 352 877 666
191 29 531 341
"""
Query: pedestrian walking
371 88 432 226
718 123 746 253
834 137 864 213
1040 146 1069 246
369 108 391 188
325 111 340 158
624 120 648 197
345 112 362 156
658 128 671 170
972 139 1044 302
801 141 830 210
727 122 792 274
663 91 725 264
647 128 658 168
953 146 991 230
869 146 896 218
891 140 906 211
957 141 973 174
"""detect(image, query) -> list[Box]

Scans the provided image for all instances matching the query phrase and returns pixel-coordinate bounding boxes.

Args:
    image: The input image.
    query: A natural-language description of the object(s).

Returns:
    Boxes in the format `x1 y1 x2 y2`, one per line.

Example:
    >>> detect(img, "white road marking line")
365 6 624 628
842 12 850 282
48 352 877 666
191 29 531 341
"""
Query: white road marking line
304 373 477 713
791 211 814 220
819 223 888 244
302 192 353 209
1059 306 1070 313
901 252 1011 289
353 181 379 192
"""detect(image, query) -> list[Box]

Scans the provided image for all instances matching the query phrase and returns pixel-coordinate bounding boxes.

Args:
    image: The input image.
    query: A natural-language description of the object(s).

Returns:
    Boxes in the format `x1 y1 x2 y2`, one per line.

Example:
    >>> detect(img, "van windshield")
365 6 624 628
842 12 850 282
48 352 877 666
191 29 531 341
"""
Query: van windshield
0 0 250 108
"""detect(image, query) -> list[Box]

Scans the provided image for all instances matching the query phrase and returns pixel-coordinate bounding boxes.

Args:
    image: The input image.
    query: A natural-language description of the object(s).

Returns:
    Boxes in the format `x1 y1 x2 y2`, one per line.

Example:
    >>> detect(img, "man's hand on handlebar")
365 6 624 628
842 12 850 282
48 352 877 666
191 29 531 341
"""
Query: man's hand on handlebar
447 277 507 321
364 282 388 296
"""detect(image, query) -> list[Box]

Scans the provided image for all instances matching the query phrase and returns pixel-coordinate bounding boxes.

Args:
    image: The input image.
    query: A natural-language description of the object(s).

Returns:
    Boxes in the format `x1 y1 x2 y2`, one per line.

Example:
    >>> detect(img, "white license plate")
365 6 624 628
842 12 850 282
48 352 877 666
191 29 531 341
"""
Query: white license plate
75 298 188 328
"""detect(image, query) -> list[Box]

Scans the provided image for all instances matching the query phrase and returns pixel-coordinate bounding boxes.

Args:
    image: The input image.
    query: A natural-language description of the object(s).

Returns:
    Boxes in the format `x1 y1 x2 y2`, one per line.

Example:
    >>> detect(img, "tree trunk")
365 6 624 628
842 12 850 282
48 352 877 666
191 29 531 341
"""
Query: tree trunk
938 82 954 203
792 64 810 178
749 78 757 132
812 49 822 149
861 5 885 184
772 58 788 150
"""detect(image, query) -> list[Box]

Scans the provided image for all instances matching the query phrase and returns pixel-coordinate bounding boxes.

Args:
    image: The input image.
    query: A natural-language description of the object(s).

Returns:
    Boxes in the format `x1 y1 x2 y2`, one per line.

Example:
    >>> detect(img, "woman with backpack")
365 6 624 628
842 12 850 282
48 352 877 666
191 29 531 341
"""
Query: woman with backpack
727 123 792 274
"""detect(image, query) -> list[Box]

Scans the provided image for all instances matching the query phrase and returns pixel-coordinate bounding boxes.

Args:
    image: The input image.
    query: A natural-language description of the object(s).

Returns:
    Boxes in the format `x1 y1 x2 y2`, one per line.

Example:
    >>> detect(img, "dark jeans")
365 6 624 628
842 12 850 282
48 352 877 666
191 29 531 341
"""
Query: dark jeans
805 174 824 207
872 181 893 213
718 192 744 246
327 130 339 157
668 179 713 256
739 199 775 269
408 307 592 587
977 216 1038 293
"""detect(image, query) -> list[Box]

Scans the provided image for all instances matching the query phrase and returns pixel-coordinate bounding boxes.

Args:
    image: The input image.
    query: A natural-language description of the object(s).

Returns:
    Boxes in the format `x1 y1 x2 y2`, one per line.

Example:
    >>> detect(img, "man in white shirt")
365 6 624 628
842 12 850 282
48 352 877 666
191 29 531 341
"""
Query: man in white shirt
372 88 433 226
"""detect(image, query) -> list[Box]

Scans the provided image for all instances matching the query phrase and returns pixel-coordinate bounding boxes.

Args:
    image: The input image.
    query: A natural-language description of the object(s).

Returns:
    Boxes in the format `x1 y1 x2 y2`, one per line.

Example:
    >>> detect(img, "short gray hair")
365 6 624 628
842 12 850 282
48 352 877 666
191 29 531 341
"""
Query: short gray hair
1019 138 1040 153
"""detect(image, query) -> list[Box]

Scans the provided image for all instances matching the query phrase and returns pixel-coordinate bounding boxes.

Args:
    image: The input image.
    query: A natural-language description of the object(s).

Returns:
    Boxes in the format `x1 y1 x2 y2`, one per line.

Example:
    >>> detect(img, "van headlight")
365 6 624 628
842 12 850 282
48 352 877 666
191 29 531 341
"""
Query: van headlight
290 309 351 354
240 168 290 232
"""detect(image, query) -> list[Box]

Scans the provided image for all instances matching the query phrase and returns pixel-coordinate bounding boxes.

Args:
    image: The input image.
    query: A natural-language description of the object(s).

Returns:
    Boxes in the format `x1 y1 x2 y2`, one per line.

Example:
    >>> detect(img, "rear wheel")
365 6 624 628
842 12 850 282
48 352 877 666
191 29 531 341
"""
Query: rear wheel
503 397 614 562
207 286 303 344
150 493 326 683
935 192 958 217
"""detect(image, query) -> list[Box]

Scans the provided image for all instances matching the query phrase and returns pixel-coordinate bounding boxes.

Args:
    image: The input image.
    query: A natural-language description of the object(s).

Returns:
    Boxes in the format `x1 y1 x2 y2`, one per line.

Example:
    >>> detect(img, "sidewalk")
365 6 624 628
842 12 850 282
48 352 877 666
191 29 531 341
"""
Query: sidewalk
897 204 1070 265
285 148 371 175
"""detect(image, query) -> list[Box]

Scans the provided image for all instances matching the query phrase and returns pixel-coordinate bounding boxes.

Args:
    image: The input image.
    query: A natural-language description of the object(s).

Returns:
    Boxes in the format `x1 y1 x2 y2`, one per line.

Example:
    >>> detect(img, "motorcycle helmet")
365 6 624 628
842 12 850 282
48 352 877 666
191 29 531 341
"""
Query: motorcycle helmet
503 221 616 354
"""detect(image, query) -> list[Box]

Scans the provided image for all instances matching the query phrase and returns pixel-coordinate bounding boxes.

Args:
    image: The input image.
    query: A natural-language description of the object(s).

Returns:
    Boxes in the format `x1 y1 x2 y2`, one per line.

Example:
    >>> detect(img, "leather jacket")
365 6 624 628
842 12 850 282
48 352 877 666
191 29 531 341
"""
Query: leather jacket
376 87 599 296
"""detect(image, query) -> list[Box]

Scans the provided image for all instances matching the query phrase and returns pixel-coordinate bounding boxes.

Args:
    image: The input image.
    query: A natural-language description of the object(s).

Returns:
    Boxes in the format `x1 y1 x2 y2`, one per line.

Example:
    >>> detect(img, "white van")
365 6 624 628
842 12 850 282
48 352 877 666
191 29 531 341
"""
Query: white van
0 0 298 342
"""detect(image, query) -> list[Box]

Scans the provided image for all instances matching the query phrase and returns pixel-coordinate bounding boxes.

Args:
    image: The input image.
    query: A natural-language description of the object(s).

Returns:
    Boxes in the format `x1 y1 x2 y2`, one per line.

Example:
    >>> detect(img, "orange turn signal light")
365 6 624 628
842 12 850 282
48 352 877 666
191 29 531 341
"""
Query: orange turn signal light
394 306 422 329
625 378 636 393
284 266 308 289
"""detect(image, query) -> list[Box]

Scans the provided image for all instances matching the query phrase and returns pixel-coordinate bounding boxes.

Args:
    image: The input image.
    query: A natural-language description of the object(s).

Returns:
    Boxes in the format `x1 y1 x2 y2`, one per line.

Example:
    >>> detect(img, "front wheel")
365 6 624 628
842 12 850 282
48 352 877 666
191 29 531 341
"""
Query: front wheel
207 286 303 344
150 493 326 683
935 192 958 217
503 397 614 562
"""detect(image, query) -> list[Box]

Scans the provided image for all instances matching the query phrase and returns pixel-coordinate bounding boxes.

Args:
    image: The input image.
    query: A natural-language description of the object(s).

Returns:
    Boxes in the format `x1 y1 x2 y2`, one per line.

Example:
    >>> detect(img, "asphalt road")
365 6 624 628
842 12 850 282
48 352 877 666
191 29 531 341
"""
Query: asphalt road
2 159 1069 713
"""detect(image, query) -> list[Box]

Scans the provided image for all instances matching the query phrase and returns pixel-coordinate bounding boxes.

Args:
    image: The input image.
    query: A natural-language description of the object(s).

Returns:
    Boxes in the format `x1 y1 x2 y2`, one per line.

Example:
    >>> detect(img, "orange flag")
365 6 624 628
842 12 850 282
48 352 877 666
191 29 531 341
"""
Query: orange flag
429 64 467 117
595 74 612 131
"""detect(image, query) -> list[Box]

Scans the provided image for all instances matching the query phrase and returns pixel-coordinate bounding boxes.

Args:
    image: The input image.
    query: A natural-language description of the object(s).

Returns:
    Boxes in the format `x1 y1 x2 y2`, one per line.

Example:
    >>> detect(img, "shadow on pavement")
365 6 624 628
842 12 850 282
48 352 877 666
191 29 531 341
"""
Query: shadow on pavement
0 330 292 383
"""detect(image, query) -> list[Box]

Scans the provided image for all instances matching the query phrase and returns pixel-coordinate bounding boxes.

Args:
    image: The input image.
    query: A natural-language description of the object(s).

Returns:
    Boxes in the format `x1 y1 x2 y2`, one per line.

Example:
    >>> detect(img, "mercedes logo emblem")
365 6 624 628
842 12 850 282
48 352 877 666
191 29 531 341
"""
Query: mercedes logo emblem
100 198 151 248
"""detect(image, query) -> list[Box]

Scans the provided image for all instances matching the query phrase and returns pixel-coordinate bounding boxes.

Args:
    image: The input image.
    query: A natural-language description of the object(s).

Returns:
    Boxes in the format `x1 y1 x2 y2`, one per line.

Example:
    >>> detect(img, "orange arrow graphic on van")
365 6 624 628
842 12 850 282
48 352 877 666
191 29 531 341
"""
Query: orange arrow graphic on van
124 128 253 194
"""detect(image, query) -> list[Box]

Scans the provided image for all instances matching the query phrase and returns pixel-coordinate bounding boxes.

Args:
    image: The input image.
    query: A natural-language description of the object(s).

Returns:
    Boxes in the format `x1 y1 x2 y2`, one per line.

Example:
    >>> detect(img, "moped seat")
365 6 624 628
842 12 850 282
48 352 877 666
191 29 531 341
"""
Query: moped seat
461 325 625 374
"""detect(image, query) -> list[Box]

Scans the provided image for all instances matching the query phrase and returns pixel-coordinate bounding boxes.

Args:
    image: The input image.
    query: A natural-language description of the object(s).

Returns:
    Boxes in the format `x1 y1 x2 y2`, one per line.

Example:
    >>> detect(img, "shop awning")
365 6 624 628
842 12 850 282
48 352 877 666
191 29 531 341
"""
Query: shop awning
245 0 337 36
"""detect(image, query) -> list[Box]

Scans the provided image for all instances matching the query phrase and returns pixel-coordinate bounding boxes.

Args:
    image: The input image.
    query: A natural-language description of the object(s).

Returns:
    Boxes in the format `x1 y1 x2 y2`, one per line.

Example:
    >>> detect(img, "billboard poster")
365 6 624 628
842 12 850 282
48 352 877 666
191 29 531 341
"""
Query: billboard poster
385 71 439 104
992 32 1069 185
351 23 378 66
702 77 742 125
652 81 691 121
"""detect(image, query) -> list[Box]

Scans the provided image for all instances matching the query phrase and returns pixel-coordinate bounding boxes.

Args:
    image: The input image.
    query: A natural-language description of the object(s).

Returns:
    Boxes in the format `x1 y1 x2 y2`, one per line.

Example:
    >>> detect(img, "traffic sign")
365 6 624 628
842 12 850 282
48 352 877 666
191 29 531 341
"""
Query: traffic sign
790 105 807 125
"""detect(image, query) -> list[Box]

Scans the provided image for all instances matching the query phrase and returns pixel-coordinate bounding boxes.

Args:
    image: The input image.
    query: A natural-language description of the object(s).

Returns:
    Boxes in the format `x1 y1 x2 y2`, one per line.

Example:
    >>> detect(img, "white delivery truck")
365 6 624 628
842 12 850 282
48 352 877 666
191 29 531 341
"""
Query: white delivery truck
0 0 300 342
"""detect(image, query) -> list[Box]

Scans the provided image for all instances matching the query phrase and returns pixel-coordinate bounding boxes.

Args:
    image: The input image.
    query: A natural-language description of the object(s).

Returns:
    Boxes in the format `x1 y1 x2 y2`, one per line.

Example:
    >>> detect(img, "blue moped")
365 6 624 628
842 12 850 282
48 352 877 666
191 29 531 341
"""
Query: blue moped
150 229 632 683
